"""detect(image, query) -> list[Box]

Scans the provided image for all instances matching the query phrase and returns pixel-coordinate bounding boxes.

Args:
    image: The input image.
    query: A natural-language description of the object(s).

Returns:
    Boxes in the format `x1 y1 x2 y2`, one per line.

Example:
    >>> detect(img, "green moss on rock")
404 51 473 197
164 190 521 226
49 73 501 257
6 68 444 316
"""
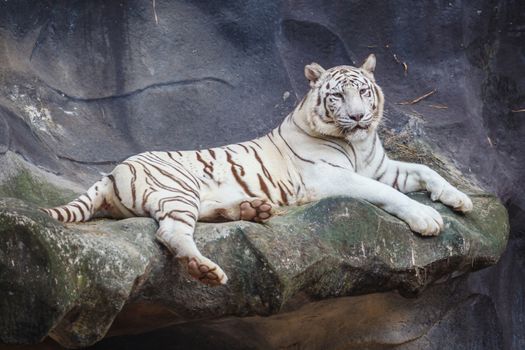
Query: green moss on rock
0 169 77 207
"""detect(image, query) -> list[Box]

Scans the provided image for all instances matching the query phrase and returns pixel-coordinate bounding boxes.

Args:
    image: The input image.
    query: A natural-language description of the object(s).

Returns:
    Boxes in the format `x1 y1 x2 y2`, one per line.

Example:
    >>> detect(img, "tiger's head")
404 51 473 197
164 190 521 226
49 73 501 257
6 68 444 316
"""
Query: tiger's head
302 54 384 142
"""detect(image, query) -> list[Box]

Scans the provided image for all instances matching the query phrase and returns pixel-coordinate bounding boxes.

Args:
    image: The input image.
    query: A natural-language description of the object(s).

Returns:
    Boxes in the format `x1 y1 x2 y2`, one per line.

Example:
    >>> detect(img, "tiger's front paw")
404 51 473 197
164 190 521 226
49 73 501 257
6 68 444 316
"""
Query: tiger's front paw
182 256 228 286
400 202 444 236
431 184 473 213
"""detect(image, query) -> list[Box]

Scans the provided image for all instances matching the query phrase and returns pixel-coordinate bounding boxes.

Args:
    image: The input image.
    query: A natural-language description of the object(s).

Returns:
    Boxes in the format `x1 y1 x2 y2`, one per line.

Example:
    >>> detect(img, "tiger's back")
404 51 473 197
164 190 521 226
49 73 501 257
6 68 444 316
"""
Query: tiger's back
110 137 303 224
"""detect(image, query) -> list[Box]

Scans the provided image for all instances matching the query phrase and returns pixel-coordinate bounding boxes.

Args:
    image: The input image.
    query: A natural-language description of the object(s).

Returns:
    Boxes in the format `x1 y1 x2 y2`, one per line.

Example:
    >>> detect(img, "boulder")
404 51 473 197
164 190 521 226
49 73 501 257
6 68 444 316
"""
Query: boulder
0 189 508 348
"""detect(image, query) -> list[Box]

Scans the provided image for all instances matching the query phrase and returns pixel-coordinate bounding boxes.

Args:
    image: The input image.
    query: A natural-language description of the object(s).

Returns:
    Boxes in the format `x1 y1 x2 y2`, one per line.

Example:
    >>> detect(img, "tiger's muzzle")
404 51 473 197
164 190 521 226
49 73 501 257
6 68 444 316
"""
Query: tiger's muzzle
337 113 374 134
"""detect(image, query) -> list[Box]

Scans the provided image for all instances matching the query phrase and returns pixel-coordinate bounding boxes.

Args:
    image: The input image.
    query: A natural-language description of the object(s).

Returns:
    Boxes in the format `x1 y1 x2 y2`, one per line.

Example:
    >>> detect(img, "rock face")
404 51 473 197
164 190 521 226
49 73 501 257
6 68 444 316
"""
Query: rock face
97 279 505 350
0 191 508 348
0 0 523 349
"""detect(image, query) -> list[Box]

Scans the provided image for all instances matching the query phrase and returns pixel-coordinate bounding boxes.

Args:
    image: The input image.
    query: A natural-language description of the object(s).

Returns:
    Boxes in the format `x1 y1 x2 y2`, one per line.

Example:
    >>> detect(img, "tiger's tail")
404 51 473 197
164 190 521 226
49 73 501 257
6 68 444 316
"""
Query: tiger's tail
41 176 115 223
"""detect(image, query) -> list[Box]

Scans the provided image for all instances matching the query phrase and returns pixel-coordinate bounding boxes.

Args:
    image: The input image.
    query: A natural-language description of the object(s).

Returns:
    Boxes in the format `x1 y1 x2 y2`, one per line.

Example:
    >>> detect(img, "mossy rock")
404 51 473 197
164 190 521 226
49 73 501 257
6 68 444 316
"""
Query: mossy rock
0 168 77 207
0 191 508 348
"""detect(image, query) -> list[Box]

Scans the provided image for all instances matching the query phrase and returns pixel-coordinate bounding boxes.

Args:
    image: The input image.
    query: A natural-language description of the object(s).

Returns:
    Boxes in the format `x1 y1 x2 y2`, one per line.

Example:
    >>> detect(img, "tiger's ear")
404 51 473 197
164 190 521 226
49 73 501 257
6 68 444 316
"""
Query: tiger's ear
304 63 325 87
360 54 376 74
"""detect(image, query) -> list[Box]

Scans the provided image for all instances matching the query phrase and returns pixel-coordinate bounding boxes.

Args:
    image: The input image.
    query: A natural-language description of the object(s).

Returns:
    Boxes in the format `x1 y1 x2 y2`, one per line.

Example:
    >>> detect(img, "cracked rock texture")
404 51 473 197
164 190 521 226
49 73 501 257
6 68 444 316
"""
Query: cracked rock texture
0 0 523 349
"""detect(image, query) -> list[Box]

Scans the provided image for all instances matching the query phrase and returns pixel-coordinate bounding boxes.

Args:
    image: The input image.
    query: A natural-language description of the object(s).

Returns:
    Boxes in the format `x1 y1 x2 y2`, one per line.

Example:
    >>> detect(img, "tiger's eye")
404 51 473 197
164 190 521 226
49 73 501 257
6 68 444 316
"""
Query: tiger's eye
359 88 368 95
332 92 344 99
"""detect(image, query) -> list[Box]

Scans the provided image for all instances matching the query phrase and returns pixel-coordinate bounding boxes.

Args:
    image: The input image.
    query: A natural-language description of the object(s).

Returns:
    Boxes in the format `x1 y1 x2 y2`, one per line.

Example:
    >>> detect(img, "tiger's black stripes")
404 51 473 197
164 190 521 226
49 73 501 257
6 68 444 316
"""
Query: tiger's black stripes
225 151 257 197
159 211 193 227
277 182 289 205
392 168 400 190
257 174 273 202
196 152 214 178
140 163 192 195
249 140 263 149
323 143 355 170
277 123 315 164
135 157 200 198
226 146 238 154
157 196 199 213
70 203 85 221
123 162 138 209
145 152 201 189
77 196 91 213
250 146 276 187
279 180 293 196
374 151 387 179
238 143 249 153
107 175 122 202
321 159 345 169
266 132 284 157
50 208 64 221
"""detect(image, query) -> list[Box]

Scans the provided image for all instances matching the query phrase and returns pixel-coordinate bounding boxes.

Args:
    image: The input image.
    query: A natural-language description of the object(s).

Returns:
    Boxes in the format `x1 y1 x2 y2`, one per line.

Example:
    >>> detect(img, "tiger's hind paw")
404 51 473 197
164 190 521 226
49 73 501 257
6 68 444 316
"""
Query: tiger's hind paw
185 256 228 286
240 199 273 222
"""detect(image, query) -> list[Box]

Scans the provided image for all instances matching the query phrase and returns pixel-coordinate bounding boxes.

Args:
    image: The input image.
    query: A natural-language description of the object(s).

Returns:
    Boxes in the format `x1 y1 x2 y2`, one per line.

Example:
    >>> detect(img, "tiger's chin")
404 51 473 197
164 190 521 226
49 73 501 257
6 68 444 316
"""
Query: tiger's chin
343 124 376 142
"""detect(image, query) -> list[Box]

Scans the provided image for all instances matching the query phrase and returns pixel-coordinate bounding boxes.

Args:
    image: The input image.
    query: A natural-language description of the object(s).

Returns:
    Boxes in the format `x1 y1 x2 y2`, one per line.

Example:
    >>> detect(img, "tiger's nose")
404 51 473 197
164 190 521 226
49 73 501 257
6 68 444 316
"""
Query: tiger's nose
349 114 364 122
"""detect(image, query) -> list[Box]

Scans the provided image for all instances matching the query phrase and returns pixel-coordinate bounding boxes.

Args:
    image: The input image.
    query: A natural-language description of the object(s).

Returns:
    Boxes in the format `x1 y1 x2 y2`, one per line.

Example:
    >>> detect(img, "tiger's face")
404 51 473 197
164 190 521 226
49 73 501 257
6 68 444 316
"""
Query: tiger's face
303 54 384 142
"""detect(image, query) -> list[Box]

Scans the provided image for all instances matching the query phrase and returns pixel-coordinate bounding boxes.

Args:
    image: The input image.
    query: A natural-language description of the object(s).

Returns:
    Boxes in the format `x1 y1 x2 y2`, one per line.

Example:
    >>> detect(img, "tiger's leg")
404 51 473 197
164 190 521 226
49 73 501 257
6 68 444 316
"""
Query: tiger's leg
377 160 473 213
153 195 228 286
308 165 444 236
156 218 227 285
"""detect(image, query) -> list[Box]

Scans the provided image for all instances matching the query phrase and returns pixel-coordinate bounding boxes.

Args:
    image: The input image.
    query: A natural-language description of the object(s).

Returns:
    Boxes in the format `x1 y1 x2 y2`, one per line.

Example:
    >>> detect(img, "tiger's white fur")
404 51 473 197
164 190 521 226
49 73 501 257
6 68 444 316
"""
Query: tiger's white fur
43 55 473 286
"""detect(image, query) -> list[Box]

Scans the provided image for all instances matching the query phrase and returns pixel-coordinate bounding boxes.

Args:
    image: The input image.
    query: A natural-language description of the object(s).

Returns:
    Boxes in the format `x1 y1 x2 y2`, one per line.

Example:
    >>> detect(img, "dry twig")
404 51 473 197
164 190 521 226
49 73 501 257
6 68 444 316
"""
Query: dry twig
393 54 408 76
397 90 436 105
511 108 525 113
428 104 448 109
402 62 408 75
152 0 159 25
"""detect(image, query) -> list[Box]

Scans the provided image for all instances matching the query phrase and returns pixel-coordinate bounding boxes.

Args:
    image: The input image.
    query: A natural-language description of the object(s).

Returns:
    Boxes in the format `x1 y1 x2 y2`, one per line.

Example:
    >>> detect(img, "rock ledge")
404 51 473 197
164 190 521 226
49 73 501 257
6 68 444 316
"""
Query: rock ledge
0 193 508 348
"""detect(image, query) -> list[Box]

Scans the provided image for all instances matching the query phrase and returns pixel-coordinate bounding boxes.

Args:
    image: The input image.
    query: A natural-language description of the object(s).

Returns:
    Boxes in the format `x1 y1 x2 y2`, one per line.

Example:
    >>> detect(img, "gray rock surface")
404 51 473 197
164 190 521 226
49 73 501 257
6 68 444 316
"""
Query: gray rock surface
0 0 523 349
98 279 504 350
0 191 508 348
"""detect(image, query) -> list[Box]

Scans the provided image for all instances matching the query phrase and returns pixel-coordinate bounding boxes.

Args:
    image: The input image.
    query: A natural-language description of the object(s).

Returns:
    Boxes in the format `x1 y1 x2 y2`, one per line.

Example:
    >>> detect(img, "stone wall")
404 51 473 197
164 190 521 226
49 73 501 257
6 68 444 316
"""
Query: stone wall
0 0 523 349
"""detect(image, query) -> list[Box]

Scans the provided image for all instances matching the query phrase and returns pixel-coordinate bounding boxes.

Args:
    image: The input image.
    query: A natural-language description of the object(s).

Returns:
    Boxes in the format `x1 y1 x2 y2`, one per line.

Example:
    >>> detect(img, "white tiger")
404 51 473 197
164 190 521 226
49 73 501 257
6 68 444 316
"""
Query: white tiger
42 54 473 286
